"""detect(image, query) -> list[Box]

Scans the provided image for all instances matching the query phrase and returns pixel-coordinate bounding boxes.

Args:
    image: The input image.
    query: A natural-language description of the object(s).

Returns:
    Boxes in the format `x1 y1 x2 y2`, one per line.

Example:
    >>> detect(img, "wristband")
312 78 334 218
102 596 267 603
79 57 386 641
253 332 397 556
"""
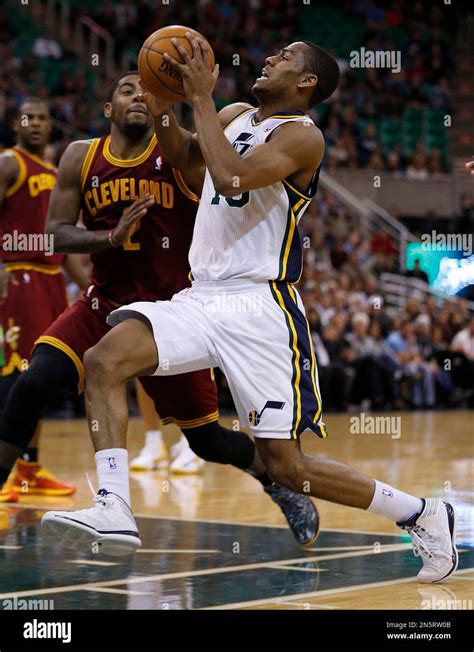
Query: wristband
108 230 119 248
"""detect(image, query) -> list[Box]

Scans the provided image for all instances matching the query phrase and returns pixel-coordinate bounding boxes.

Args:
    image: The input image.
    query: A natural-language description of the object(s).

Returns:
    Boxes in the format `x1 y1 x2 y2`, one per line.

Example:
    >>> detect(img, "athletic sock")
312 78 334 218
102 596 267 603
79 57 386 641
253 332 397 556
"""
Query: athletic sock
95 448 130 506
366 479 424 523
144 429 163 449
21 447 38 463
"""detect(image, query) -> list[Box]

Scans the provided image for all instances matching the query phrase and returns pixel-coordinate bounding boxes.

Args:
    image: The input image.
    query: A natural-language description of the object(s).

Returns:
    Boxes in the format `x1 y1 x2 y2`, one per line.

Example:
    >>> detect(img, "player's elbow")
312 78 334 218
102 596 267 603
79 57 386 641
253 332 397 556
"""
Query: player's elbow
45 220 67 251
213 176 248 198
44 220 60 242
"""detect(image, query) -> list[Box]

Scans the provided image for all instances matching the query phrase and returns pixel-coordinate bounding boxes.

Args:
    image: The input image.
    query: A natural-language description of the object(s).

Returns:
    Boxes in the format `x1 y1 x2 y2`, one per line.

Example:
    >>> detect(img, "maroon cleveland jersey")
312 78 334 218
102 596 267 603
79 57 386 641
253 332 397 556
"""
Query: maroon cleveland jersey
0 147 65 266
80 134 199 304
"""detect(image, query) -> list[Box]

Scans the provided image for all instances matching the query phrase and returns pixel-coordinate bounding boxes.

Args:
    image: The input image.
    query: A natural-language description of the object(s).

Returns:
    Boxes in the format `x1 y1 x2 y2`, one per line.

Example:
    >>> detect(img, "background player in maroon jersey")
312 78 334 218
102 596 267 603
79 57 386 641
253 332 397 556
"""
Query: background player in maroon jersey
0 98 88 502
0 73 319 546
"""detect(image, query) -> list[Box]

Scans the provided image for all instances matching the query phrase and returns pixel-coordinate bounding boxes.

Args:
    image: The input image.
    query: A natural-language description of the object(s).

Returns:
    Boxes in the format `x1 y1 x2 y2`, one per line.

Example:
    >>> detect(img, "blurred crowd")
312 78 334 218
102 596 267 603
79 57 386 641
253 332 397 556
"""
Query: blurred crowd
0 0 457 173
294 193 474 411
1 0 472 415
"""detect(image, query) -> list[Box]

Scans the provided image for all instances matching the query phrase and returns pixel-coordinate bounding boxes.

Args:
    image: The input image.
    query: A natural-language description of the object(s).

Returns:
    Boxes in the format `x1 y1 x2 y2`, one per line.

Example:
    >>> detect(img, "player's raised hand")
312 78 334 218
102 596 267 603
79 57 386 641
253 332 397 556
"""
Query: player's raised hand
163 33 219 102
110 195 155 247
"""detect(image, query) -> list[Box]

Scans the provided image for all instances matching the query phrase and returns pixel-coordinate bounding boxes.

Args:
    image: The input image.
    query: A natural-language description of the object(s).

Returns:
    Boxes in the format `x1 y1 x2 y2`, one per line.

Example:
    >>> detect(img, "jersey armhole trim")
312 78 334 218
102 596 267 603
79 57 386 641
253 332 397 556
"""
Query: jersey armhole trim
222 107 255 131
80 139 101 190
172 168 200 203
282 178 313 201
4 150 27 198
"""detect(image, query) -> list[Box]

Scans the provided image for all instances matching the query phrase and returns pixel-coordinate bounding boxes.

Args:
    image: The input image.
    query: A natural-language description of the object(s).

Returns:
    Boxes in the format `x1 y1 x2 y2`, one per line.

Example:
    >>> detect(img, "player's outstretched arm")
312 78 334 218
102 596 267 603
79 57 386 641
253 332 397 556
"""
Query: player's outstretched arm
46 141 154 253
46 141 109 253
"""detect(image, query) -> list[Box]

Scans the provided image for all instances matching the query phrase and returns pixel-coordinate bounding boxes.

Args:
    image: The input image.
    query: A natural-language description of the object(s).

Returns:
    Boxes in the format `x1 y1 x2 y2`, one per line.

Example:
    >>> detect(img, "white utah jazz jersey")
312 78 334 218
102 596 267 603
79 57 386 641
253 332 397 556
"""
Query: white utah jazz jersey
189 108 320 283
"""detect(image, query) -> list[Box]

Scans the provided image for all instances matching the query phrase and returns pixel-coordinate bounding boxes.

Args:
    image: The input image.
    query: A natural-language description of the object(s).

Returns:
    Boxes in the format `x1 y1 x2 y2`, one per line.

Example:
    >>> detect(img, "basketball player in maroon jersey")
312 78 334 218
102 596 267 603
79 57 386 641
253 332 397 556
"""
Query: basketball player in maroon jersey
0 73 319 545
0 98 87 502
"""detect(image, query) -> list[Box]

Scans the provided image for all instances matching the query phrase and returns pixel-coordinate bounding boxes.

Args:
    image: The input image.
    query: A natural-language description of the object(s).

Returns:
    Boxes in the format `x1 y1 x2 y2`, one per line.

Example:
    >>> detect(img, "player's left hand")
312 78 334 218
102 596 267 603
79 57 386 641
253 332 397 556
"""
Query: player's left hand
164 33 219 103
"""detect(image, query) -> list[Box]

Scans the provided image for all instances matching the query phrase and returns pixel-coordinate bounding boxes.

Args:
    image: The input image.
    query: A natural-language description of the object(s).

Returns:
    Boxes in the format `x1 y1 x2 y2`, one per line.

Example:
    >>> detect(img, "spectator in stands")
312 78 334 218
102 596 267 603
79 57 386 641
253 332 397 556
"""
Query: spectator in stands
406 258 429 283
451 315 474 362
359 124 378 166
386 151 404 176
385 319 436 408
449 315 474 397
406 151 429 180
367 147 385 170
428 148 448 175
32 28 63 60
370 229 397 272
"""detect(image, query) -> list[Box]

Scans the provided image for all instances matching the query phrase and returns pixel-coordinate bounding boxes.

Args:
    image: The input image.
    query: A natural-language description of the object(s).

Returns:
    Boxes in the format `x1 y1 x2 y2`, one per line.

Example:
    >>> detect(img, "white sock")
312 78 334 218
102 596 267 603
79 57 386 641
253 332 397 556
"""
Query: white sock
145 430 163 449
95 448 130 506
367 480 424 524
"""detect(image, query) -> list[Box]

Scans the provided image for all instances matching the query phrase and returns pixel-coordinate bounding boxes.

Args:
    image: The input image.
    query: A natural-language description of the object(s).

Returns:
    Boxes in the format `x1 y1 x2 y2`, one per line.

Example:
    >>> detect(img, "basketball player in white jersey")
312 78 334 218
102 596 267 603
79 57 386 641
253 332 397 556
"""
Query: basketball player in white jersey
43 37 458 583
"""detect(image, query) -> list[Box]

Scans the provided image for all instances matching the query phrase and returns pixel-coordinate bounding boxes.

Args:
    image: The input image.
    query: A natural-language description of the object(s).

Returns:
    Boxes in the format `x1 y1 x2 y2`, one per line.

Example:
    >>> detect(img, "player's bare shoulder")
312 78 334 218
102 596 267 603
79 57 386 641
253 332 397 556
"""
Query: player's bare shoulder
0 148 20 184
218 102 255 129
56 139 95 185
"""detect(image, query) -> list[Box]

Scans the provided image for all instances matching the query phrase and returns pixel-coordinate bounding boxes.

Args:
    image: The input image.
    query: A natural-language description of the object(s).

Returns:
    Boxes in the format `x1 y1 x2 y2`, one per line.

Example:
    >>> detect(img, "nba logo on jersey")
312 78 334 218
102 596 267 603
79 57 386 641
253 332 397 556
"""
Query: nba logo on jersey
155 156 162 170
108 457 117 470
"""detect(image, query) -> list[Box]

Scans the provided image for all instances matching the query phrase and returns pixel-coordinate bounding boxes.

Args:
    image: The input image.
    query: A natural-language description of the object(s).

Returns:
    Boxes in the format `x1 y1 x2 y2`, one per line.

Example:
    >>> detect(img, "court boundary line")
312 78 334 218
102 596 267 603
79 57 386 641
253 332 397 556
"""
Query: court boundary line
0 542 413 600
202 567 474 610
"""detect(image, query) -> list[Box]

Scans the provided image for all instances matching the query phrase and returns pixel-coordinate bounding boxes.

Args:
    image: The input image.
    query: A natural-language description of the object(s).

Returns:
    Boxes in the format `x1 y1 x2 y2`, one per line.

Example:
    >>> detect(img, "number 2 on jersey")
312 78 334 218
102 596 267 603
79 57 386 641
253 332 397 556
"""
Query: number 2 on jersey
123 234 141 251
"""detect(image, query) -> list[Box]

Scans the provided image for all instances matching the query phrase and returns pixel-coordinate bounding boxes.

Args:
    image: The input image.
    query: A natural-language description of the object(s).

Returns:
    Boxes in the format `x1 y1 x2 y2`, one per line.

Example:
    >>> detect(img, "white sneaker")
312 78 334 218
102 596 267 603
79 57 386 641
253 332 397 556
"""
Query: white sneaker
399 499 458 583
41 489 141 556
130 432 168 471
169 436 205 475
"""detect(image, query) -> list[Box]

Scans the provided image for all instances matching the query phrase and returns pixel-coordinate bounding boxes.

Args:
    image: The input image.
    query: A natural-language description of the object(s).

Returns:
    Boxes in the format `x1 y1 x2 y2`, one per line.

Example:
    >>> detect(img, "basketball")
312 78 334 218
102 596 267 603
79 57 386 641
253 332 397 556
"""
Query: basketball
138 25 215 103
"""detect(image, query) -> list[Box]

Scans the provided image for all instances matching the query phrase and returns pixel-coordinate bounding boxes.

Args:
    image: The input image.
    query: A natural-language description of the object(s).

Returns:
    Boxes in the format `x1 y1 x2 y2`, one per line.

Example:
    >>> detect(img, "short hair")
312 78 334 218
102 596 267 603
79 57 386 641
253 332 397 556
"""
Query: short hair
17 97 49 117
300 42 340 107
106 70 140 102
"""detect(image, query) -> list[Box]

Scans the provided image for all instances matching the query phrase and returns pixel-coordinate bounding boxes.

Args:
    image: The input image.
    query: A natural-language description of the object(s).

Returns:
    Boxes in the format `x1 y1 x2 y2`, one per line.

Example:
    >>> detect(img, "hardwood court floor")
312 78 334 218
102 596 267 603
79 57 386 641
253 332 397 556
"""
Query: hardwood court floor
0 411 472 610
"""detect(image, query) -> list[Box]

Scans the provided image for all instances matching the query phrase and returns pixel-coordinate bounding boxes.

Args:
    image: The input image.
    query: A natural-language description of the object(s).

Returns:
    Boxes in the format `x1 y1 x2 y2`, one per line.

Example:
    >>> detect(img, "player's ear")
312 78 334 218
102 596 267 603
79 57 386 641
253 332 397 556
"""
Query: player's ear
104 102 112 119
298 73 317 92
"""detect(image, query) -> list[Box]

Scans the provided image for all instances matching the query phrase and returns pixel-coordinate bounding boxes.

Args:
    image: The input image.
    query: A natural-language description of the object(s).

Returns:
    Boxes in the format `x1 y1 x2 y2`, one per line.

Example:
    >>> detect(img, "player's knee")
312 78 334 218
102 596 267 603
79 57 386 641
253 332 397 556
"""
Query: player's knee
183 423 255 469
83 343 117 385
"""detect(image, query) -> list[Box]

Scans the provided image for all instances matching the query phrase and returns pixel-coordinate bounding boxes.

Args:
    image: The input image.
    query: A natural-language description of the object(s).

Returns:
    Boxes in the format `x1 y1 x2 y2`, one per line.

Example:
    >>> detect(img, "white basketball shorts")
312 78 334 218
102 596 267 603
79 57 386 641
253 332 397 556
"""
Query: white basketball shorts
108 279 328 440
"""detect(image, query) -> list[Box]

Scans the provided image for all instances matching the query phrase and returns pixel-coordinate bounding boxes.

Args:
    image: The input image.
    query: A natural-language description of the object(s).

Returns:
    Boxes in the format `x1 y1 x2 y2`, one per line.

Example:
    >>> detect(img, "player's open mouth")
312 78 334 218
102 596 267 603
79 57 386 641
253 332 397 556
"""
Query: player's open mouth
128 107 148 115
